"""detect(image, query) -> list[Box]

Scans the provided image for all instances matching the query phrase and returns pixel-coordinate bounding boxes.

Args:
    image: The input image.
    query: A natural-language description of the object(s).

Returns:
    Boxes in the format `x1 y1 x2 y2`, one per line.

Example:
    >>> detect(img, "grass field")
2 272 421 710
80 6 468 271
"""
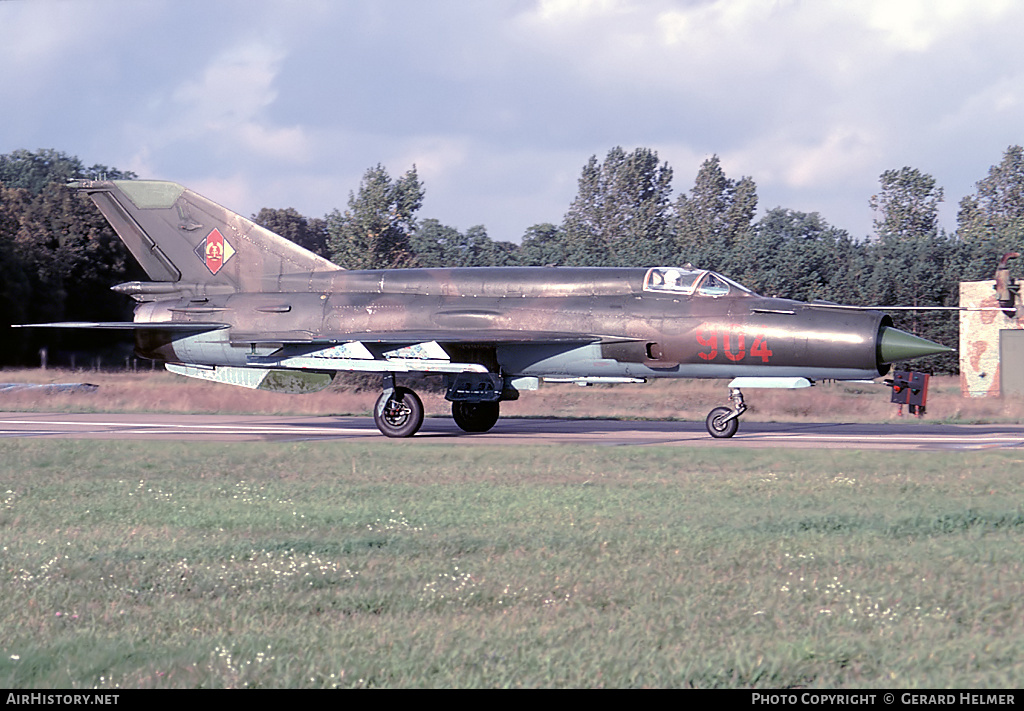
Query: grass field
1 439 1022 688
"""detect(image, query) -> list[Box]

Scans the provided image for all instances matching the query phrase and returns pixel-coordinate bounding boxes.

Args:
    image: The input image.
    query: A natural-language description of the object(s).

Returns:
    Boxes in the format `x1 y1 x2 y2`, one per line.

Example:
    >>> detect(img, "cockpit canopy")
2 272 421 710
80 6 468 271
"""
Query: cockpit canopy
643 267 756 297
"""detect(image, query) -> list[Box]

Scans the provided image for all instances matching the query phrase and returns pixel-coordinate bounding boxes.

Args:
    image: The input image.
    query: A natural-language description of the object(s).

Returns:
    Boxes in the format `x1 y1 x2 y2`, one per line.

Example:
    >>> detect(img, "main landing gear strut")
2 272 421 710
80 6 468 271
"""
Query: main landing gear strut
372 372 511 438
373 375 425 438
705 387 747 439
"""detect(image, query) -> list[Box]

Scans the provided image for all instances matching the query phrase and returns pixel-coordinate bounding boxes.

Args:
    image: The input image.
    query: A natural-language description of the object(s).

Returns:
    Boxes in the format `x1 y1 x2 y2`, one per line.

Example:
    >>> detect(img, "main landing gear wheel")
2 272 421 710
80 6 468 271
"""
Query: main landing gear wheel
452 401 500 433
374 387 424 438
705 406 739 438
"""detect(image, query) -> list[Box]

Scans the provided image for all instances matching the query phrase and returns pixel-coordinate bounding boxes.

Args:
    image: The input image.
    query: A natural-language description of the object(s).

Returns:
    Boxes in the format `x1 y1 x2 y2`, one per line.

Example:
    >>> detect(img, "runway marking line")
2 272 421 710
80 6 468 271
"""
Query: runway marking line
0 418 368 436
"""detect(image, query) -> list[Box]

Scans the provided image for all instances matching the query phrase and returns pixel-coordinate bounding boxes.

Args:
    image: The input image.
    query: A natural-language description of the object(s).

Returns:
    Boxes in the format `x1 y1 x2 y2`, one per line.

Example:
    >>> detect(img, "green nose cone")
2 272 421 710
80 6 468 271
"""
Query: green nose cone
879 327 954 363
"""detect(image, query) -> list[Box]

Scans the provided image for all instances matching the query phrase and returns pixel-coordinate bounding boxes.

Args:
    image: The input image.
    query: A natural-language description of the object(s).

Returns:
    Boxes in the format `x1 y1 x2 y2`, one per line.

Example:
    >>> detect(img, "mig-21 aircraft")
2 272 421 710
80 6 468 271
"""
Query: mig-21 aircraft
19 180 952 438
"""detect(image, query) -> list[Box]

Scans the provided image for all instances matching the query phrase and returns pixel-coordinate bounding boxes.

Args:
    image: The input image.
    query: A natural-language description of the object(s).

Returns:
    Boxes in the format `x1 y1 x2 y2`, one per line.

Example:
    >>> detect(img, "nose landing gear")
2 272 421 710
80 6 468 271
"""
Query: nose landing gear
705 388 746 438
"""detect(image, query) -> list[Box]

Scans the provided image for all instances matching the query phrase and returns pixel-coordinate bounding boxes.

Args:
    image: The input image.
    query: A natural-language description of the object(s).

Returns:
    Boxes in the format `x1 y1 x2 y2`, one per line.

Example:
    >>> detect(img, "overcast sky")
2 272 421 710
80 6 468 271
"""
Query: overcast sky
3 0 1023 245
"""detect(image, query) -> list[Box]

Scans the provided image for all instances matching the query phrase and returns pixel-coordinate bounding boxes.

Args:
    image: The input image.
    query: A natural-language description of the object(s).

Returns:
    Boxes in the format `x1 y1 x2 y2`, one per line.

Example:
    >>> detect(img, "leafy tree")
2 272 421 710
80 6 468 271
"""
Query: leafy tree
561 147 674 267
252 207 329 258
864 167 949 311
0 148 135 194
12 182 131 323
487 239 520 267
411 220 519 268
961 145 1024 225
327 164 424 270
733 208 864 304
862 167 958 372
869 167 944 240
866 230 960 373
455 225 500 267
0 149 137 364
673 155 757 270
0 189 31 331
956 145 1024 280
409 218 460 268
518 223 567 266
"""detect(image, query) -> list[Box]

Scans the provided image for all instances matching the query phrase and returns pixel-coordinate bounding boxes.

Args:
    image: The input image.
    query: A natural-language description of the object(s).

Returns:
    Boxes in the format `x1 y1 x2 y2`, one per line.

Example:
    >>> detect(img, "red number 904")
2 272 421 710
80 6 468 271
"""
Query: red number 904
696 323 773 363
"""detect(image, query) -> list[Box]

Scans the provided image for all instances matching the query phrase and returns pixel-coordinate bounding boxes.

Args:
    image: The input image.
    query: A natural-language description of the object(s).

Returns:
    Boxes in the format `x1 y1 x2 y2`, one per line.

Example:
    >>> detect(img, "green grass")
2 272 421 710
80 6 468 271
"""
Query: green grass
1 441 1022 688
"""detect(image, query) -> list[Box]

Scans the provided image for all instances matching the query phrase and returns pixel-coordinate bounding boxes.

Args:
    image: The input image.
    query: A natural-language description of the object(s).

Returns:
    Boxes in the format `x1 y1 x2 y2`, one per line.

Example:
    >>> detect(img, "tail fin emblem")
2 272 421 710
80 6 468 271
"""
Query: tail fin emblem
194 228 236 274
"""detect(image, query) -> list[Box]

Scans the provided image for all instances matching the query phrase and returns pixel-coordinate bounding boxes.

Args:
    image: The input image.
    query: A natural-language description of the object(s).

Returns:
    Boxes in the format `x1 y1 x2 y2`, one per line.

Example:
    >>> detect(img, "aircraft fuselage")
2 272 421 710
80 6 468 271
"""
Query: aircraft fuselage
132 266 892 382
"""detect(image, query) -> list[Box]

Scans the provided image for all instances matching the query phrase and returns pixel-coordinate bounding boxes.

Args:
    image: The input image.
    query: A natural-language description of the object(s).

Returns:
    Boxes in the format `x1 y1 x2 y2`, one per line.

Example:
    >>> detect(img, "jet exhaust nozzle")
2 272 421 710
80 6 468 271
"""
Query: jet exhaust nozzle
878 326 953 364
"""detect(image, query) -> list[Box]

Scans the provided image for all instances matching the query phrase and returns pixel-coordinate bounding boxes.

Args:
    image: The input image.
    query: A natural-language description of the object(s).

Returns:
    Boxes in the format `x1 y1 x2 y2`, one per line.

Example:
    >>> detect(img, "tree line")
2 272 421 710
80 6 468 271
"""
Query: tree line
4 145 1024 372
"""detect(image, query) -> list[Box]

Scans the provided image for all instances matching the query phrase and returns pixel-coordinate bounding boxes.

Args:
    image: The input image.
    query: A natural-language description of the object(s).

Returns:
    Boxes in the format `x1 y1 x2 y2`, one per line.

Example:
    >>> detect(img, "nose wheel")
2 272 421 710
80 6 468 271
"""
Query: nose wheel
705 388 746 438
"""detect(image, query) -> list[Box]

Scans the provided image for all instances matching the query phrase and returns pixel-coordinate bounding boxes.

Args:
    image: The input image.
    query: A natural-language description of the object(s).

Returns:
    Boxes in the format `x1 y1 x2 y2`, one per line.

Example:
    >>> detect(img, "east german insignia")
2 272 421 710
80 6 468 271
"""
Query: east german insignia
194 228 236 275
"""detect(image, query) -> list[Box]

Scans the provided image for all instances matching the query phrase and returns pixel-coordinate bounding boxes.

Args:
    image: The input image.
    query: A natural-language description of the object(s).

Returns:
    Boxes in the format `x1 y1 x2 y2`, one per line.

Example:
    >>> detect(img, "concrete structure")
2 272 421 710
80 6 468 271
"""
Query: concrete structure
959 280 1024 396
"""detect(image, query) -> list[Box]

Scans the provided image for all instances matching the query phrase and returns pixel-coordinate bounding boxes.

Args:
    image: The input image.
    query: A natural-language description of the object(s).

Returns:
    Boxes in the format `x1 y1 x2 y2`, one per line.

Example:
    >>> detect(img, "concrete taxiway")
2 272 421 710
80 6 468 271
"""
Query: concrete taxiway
1 412 1023 450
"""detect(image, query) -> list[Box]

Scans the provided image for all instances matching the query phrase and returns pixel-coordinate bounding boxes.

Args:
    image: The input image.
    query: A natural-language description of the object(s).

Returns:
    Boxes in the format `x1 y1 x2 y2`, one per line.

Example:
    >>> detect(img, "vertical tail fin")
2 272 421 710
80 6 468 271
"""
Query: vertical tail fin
70 180 342 292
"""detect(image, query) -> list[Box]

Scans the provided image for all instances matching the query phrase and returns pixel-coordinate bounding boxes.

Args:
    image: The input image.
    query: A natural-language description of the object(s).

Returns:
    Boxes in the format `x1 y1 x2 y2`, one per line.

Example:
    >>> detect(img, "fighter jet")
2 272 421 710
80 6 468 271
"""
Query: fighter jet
19 180 951 438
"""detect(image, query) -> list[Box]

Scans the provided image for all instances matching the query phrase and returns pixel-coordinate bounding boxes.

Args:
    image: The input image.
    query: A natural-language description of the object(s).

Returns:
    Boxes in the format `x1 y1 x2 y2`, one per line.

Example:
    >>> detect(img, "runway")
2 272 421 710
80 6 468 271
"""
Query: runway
2 412 1023 450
